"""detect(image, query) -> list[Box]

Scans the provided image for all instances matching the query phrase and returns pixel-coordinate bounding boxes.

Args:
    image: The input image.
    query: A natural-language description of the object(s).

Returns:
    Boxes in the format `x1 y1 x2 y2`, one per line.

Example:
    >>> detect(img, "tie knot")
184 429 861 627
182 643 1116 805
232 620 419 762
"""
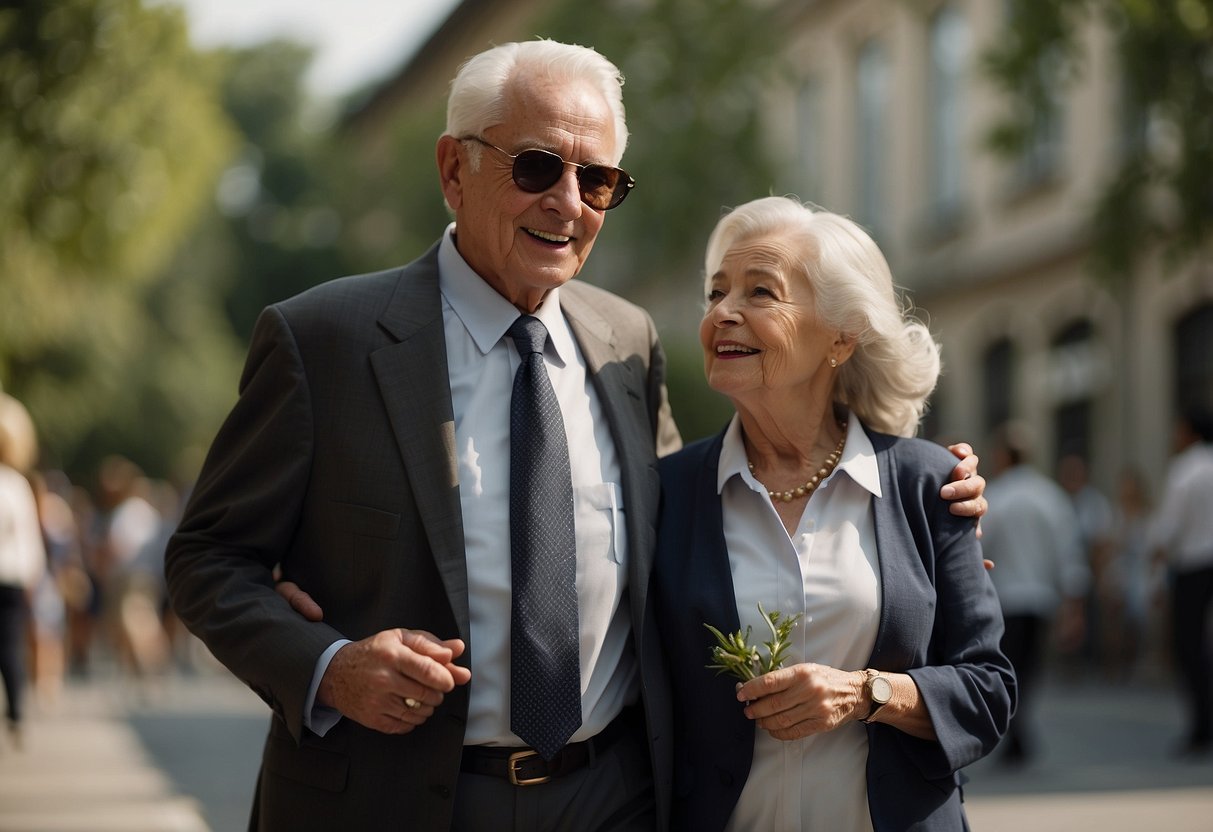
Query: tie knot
509 315 549 356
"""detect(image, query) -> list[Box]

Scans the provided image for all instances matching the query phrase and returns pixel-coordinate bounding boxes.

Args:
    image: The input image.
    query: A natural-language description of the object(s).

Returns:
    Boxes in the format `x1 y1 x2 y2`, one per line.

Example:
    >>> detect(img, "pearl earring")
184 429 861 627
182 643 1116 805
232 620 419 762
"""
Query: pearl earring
829 357 838 368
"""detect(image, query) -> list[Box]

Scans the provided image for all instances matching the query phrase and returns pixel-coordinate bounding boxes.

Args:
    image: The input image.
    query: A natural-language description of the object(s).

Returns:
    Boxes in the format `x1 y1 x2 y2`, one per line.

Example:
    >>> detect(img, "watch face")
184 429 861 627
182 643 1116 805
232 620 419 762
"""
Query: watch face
871 675 893 703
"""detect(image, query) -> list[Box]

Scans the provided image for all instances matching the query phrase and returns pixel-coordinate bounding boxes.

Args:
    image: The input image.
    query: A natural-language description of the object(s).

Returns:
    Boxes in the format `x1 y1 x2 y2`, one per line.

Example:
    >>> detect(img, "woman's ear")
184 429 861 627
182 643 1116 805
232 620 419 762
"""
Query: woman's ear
832 334 857 367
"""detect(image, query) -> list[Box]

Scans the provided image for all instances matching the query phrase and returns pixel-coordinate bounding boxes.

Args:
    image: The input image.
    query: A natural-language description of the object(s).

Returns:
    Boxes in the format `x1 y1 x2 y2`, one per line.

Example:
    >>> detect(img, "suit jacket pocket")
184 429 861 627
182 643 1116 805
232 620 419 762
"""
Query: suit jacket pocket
264 731 350 793
332 501 401 539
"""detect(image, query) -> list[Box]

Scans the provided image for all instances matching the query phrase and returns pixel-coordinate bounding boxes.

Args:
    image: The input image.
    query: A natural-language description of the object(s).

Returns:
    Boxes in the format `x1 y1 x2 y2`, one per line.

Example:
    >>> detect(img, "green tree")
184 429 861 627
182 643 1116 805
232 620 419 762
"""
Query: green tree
203 40 350 342
0 0 236 475
984 0 1213 277
538 0 781 295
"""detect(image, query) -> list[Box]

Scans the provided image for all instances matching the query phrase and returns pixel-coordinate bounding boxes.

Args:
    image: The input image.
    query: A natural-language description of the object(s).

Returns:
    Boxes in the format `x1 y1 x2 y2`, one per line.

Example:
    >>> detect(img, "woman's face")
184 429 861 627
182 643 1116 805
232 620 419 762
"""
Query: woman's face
699 234 841 402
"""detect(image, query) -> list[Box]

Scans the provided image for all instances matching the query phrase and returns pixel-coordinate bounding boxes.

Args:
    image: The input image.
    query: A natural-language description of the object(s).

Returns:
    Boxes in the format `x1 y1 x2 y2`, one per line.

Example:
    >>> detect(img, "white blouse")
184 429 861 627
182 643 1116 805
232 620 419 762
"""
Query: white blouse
716 411 882 832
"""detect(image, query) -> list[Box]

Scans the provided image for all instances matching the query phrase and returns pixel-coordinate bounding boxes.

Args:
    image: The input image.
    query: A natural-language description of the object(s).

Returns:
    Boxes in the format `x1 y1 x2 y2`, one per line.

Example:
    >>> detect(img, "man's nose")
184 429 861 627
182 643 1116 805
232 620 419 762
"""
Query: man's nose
543 167 584 217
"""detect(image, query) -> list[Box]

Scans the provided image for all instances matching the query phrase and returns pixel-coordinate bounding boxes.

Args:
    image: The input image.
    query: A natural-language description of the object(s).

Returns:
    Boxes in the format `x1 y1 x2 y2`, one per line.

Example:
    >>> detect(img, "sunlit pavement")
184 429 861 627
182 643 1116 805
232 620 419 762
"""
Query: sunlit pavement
0 652 266 832
1 650 1210 831
964 667 1213 831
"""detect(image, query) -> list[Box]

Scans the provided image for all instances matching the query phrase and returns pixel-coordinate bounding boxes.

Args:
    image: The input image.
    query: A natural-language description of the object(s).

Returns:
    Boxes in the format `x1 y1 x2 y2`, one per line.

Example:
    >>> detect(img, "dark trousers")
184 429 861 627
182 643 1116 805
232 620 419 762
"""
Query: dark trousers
1171 564 1213 745
1000 613 1045 761
452 719 656 832
0 584 28 725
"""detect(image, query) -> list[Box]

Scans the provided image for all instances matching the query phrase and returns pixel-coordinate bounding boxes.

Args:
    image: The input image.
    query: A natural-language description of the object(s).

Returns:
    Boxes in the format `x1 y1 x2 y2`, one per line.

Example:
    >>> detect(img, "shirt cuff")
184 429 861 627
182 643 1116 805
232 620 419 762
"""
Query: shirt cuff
303 639 351 737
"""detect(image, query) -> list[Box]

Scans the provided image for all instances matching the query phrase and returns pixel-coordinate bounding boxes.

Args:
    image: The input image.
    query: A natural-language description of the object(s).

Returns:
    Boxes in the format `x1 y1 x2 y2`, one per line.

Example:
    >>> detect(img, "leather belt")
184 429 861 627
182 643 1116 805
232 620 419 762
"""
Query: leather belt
460 710 634 786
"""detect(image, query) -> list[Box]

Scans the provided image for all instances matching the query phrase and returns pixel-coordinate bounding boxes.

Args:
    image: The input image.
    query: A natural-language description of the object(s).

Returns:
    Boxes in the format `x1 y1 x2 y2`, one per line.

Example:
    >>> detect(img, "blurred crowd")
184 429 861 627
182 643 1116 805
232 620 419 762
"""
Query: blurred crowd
981 413 1213 763
1 392 197 751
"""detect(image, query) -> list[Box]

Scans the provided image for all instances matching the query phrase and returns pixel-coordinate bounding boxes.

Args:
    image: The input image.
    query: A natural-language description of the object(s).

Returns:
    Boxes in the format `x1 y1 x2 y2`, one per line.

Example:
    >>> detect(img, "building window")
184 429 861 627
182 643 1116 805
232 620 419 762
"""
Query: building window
856 38 889 238
1050 319 1097 463
1174 302 1213 415
1003 0 1064 188
927 3 969 225
796 76 823 200
1019 56 1064 186
982 337 1014 438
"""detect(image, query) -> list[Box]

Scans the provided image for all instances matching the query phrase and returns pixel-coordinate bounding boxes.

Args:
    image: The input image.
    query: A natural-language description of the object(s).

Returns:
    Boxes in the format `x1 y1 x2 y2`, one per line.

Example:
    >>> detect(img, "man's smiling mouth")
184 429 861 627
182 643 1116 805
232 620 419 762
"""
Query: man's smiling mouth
526 228 571 244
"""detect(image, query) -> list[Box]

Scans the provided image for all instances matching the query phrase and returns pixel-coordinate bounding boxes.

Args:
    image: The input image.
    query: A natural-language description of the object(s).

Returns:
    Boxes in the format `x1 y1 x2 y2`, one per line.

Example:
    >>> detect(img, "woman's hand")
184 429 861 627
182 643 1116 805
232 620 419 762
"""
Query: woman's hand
735 662 865 741
737 663 939 742
277 579 324 621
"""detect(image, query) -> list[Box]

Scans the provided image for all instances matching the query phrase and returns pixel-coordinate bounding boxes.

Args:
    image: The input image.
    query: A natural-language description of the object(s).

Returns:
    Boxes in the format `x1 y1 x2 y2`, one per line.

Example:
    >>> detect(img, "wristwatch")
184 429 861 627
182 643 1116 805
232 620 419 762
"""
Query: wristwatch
862 669 892 724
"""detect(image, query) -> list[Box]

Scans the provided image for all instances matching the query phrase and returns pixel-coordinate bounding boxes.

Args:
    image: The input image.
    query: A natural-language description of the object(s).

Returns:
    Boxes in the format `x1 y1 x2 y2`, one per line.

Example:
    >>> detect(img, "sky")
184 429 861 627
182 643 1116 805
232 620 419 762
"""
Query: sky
161 0 462 99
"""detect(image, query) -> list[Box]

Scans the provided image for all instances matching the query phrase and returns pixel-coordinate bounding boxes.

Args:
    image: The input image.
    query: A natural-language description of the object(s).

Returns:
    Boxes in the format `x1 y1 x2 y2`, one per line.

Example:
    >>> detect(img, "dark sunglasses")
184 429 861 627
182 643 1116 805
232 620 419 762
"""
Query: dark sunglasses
461 136 635 210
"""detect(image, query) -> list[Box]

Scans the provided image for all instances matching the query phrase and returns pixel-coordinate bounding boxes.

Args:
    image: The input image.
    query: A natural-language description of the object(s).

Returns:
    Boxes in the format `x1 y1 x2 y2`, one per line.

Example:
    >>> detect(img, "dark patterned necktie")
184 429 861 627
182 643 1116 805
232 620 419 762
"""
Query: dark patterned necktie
507 315 582 760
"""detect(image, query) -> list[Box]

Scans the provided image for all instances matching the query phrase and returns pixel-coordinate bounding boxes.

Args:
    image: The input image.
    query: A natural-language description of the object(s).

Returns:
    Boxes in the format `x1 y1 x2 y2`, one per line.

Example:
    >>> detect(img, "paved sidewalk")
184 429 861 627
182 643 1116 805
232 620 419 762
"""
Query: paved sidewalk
963 671 1213 831
0 678 212 832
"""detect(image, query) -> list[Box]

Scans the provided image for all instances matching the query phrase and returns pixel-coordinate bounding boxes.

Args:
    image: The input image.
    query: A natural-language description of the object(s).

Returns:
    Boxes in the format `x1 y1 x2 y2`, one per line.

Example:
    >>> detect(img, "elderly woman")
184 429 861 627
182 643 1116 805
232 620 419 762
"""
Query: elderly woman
653 197 1014 832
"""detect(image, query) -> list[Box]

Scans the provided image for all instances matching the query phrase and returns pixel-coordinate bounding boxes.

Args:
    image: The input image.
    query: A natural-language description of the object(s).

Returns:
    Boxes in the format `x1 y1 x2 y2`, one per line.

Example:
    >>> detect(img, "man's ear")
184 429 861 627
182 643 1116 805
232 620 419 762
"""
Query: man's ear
436 135 463 210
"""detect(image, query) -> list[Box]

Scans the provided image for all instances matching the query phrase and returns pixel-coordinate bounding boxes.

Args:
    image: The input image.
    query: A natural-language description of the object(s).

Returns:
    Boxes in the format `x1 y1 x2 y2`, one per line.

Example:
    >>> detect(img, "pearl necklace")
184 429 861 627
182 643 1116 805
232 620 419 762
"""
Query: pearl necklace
748 424 847 503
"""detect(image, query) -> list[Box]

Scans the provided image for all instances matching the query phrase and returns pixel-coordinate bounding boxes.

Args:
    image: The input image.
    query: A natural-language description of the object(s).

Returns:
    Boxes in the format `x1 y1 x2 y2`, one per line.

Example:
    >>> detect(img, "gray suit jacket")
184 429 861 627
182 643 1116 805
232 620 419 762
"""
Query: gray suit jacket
165 241 681 830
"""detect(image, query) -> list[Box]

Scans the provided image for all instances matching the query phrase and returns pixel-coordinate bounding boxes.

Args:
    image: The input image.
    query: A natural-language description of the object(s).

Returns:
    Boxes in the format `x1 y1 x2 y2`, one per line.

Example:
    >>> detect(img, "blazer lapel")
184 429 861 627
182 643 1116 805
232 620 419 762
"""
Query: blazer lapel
866 435 929 670
694 434 743 636
370 245 470 643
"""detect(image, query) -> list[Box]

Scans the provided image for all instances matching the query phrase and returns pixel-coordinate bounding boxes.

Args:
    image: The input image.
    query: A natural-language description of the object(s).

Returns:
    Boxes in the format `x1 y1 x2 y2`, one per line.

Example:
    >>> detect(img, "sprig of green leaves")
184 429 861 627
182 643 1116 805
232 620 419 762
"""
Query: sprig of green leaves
704 603 802 681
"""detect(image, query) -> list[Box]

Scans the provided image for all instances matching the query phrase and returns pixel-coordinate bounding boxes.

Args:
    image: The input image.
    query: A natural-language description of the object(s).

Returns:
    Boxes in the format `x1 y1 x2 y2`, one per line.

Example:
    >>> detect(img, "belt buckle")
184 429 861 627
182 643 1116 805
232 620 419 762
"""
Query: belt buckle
507 749 551 786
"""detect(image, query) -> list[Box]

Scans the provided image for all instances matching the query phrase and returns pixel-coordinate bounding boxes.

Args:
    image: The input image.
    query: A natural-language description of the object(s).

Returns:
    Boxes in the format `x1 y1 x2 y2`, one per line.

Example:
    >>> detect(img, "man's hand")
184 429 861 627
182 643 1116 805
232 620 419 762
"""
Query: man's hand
275 580 472 734
942 443 993 569
941 443 987 520
318 628 472 735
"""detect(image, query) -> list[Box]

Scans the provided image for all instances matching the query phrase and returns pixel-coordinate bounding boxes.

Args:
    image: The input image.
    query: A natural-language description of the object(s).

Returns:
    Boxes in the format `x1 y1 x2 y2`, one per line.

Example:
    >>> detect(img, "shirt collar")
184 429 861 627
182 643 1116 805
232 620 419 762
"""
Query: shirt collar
438 224 573 365
717 409 882 499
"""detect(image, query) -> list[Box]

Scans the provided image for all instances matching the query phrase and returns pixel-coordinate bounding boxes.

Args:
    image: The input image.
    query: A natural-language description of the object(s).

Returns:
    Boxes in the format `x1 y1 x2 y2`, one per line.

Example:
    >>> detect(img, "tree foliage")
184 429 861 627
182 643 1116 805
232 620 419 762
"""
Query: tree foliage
0 0 237 475
984 0 1213 277
204 40 350 342
537 0 782 294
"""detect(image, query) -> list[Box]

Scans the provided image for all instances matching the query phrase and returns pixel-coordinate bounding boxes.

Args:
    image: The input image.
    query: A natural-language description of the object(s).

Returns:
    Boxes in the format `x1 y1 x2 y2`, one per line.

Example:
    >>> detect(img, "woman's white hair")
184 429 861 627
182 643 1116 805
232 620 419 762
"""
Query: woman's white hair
445 40 629 166
704 196 940 437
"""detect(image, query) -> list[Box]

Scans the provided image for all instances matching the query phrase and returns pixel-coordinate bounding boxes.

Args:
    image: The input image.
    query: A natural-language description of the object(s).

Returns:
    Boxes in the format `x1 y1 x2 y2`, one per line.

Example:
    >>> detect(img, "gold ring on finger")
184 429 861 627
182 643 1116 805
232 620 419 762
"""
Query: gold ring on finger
404 697 421 709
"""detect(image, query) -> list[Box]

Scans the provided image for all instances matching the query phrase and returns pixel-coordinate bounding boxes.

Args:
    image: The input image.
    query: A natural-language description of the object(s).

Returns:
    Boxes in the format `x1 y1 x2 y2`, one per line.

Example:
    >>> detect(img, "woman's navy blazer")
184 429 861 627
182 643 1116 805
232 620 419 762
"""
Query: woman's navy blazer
652 424 1015 831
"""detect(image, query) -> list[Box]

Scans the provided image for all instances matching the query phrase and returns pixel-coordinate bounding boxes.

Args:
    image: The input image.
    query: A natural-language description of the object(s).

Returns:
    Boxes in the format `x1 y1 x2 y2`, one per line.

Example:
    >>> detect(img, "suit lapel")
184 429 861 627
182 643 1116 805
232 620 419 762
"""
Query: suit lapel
560 288 659 618
370 246 471 643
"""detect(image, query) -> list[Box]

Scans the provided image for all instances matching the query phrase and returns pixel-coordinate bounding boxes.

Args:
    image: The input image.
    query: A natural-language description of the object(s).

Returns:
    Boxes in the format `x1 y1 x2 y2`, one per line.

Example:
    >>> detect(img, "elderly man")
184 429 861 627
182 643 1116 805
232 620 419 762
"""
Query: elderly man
166 40 987 831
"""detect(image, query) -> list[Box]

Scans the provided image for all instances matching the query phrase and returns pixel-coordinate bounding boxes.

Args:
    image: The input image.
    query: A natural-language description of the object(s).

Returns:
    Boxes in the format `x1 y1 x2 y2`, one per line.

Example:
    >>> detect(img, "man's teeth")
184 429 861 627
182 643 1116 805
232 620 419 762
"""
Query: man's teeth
717 344 758 354
527 228 571 243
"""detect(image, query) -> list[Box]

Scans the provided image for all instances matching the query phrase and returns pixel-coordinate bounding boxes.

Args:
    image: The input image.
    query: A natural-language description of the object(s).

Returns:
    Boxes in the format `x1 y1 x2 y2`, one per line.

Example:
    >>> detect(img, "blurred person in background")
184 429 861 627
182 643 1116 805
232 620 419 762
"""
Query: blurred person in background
65 483 101 678
653 197 1010 831
982 423 1088 766
1056 453 1114 675
28 470 82 710
0 393 47 749
1149 407 1213 758
95 456 169 682
1101 468 1160 682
